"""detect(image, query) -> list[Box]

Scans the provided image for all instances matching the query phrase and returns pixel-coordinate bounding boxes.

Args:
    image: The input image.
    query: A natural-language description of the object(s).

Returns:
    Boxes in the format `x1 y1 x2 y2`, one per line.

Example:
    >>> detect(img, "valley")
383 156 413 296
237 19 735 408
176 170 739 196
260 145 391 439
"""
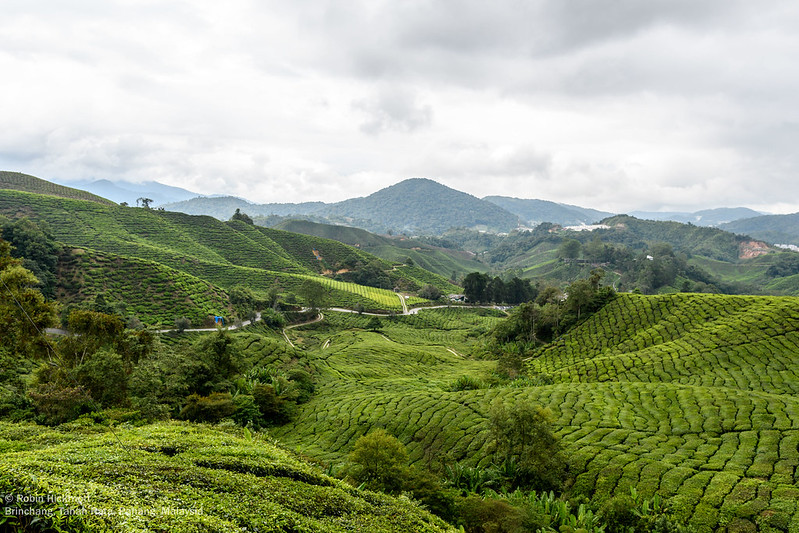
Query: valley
3 173 799 531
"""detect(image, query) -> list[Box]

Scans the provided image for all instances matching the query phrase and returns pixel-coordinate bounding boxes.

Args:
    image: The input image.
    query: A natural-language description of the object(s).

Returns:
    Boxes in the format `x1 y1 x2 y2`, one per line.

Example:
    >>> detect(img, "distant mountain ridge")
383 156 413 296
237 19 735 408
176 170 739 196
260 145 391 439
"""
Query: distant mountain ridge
483 196 614 226
720 213 799 246
629 207 764 227
50 178 202 206
166 178 522 235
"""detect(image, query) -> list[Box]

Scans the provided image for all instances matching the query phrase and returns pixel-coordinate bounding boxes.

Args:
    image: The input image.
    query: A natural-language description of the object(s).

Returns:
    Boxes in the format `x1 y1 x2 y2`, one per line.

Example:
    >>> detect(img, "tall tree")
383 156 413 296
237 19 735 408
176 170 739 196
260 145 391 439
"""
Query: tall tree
0 239 58 360
462 272 490 303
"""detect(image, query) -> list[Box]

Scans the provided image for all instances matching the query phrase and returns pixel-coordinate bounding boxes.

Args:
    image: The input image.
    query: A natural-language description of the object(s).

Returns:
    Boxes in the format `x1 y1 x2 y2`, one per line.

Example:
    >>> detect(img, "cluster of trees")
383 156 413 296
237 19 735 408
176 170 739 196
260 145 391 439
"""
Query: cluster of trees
462 273 537 304
766 252 799 278
490 270 616 373
0 237 313 427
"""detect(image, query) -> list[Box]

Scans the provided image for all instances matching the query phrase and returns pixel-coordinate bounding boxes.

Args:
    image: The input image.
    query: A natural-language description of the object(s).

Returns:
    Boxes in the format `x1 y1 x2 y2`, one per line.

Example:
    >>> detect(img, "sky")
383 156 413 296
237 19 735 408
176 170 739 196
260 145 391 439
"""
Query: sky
1 0 798 214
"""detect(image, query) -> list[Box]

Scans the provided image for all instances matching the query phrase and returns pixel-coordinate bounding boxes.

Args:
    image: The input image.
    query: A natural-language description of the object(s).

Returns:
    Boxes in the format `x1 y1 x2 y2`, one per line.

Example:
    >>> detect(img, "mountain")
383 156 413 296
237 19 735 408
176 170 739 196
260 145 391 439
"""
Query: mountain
164 196 327 220
720 212 799 246
322 178 520 234
164 178 521 235
0 171 114 205
629 207 764 226
50 178 202 206
483 196 614 226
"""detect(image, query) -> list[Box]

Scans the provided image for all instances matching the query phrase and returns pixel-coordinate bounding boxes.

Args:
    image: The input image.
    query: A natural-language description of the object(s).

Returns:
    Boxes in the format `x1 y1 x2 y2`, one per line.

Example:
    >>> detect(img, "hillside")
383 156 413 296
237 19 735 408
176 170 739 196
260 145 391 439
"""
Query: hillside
521 293 799 530
269 295 799 532
0 188 458 322
275 219 488 278
0 171 115 206
483 196 614 226
0 422 453 532
630 207 764 227
721 212 799 246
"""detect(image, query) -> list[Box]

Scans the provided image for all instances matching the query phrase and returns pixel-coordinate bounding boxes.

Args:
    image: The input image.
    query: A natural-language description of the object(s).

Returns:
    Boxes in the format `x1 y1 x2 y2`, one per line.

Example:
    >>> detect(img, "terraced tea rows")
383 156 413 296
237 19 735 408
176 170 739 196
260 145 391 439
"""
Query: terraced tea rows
274 297 799 532
529 294 799 395
57 249 232 325
0 422 454 532
0 189 451 320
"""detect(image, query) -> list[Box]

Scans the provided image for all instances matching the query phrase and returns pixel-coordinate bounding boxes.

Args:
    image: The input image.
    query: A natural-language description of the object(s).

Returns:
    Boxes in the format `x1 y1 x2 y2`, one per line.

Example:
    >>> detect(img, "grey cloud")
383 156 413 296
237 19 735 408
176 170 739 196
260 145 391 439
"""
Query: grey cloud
353 87 433 135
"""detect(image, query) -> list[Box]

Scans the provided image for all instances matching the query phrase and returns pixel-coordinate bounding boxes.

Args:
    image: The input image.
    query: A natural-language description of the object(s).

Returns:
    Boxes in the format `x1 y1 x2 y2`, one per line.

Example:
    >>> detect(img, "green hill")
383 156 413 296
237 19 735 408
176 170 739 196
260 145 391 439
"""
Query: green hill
0 171 115 206
0 188 458 321
275 219 488 279
56 247 233 326
0 422 453 532
720 212 799 246
267 294 799 532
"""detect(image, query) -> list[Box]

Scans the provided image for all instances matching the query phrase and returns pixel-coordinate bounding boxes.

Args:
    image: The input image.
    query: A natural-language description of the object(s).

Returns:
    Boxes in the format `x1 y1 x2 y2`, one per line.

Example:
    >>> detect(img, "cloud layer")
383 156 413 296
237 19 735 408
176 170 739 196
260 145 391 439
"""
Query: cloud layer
1 0 798 213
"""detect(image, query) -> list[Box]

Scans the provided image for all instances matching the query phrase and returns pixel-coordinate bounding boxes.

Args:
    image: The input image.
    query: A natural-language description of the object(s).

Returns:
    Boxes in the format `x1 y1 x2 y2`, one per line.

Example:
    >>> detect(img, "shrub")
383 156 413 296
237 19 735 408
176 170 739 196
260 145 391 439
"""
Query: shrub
27 382 93 425
449 375 486 391
178 392 236 423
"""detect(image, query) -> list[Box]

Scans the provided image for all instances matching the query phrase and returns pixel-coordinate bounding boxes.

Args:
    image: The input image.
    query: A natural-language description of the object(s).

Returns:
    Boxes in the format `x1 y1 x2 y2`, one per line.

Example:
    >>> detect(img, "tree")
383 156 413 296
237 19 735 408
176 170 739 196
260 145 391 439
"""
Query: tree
349 429 409 493
366 316 382 332
174 316 192 333
231 208 254 225
0 239 58 360
489 399 566 491
486 276 506 303
137 197 153 208
463 272 490 303
298 279 326 310
557 238 581 260
1 218 61 298
418 284 442 300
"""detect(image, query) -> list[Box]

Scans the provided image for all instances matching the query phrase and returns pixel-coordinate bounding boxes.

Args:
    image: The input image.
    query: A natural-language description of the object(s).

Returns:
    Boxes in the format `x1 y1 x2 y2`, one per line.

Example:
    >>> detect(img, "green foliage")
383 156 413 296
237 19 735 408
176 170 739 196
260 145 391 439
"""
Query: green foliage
419 283 444 300
26 382 93 426
298 278 326 309
489 399 567 492
349 428 410 494
0 243 58 360
230 207 254 225
179 392 236 423
174 316 191 332
1 217 61 297
449 375 487 392
0 422 454 532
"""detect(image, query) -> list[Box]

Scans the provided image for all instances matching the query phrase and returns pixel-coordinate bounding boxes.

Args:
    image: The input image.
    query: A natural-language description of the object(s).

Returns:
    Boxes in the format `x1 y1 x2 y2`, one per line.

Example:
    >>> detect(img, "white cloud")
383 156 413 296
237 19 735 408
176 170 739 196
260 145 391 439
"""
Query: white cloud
1 0 799 213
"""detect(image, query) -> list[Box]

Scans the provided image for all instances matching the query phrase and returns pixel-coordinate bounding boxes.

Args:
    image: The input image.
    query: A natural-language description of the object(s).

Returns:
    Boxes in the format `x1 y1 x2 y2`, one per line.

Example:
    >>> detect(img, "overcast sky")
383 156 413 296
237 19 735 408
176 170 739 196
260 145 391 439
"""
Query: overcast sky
2 1 798 213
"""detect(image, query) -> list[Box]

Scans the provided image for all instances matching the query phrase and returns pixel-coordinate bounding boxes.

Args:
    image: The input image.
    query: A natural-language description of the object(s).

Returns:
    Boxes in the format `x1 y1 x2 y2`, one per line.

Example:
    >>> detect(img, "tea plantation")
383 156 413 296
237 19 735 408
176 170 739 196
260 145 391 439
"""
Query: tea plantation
0 422 454 532
0 188 456 322
271 298 799 532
